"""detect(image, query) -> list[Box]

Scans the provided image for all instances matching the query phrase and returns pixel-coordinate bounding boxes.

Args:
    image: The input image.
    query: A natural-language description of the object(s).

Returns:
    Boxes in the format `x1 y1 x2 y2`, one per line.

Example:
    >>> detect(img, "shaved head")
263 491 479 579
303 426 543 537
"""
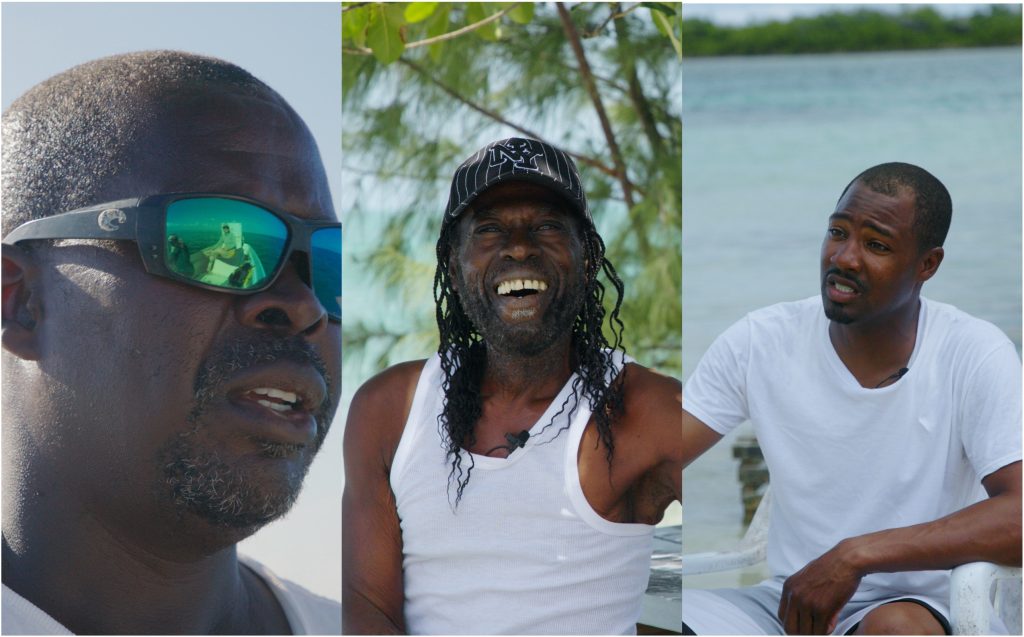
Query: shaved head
2 50 310 236
837 162 952 252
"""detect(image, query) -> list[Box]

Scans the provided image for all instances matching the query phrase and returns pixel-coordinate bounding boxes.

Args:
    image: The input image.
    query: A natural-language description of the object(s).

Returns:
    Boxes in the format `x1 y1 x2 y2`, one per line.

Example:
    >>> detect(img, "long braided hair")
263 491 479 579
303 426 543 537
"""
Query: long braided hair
433 217 627 506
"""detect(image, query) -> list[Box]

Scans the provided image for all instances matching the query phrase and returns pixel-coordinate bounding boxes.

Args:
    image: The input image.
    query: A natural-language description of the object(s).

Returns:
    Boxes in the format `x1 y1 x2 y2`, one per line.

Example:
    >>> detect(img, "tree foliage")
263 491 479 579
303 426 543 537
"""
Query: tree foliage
682 5 1022 57
342 2 682 375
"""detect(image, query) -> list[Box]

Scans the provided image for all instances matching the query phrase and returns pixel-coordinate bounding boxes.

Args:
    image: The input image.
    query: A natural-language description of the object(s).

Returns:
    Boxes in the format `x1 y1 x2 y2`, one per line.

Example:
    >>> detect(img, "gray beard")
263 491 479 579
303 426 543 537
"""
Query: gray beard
160 435 309 530
455 274 585 357
160 333 333 530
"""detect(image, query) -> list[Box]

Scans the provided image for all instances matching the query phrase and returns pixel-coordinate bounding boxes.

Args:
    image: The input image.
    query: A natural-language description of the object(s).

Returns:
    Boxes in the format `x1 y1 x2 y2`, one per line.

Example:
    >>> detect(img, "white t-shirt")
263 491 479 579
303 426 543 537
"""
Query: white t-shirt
0 556 339 635
685 296 1021 599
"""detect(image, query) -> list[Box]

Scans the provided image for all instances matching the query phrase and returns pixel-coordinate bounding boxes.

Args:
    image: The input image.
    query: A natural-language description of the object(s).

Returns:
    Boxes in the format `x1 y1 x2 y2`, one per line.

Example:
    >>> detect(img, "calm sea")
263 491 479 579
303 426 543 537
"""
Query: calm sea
682 46 1022 588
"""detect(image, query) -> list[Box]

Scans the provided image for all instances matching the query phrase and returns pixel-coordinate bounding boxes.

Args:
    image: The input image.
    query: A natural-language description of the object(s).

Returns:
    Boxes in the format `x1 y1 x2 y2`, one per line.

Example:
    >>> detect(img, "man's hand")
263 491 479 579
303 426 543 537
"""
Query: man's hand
778 541 863 635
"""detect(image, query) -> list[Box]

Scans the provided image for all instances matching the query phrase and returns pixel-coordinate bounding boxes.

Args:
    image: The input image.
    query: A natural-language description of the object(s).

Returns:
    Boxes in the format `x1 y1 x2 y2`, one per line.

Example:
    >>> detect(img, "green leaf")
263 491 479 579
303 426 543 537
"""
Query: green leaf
466 3 499 41
508 2 534 25
404 2 437 24
652 10 682 58
342 5 371 48
367 4 406 64
425 3 451 62
641 2 678 17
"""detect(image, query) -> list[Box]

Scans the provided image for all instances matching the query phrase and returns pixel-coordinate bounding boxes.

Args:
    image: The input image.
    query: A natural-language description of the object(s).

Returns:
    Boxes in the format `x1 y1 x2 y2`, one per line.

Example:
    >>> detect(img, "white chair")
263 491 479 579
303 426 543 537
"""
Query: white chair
949 561 1022 634
681 486 1022 634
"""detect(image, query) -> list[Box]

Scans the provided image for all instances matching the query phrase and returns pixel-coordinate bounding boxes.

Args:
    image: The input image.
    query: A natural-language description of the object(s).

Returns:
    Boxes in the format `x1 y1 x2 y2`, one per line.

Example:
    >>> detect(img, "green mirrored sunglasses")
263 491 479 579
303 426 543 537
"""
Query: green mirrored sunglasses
2 194 341 321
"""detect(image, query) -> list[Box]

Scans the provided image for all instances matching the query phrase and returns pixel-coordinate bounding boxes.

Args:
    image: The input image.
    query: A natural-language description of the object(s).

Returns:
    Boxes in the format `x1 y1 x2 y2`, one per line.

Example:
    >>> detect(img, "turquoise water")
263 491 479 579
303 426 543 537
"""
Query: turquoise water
682 47 1022 587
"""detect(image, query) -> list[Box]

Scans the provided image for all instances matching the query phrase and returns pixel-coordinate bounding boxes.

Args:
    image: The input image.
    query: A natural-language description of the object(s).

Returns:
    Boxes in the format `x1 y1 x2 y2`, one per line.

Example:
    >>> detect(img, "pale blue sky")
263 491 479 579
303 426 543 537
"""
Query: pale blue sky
2 2 342 600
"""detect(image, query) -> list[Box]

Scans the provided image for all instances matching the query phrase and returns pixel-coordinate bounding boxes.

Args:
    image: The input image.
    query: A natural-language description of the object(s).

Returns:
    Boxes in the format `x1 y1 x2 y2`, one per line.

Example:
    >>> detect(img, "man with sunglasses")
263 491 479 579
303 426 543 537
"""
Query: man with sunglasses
2 51 341 634
343 137 683 634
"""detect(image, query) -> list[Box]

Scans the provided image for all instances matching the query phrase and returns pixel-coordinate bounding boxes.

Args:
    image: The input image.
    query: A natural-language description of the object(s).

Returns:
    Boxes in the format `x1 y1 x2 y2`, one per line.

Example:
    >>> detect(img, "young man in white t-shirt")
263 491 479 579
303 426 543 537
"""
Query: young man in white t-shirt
682 163 1022 635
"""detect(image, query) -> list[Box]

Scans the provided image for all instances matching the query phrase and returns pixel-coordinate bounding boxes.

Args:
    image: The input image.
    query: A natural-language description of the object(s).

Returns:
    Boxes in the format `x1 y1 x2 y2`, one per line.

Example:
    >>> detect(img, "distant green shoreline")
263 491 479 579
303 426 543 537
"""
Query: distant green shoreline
682 6 1022 57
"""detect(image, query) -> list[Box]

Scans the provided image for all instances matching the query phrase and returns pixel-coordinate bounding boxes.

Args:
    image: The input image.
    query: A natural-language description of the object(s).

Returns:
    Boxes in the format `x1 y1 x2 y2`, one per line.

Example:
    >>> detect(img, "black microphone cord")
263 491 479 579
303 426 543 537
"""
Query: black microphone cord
874 367 909 389
481 430 531 457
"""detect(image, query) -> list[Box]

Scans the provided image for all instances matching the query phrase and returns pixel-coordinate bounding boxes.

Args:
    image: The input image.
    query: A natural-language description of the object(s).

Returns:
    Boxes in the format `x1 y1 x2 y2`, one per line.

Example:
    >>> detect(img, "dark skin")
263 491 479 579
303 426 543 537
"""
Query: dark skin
820 182 942 389
342 182 683 634
681 180 1021 634
1 86 341 634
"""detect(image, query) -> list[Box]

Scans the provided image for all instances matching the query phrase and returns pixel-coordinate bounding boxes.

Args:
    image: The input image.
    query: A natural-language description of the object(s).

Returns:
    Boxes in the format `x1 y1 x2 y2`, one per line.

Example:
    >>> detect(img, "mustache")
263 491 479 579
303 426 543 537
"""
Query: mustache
189 332 336 448
824 266 865 292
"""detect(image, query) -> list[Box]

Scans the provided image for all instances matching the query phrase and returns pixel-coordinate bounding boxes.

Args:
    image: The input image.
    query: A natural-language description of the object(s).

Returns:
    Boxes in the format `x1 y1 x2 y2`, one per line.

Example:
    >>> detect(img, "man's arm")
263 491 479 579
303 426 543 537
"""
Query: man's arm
342 362 424 635
779 461 1022 635
605 369 724 523
682 408 724 470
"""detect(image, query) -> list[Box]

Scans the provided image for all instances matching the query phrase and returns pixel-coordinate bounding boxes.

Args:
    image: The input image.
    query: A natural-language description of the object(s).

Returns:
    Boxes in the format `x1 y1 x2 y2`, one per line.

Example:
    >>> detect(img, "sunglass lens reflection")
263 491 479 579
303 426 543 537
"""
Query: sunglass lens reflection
311 227 342 319
165 198 288 290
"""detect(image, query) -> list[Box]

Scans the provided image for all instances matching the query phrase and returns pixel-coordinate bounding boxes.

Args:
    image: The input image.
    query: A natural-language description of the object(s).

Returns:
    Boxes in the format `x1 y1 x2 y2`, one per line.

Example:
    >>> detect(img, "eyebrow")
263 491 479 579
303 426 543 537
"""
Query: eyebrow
471 200 564 218
829 211 894 238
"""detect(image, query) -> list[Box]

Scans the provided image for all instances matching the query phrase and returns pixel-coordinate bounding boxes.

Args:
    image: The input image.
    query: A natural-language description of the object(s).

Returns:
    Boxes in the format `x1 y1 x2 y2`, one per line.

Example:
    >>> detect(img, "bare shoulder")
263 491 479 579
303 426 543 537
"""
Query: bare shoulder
618 362 683 457
344 359 428 471
621 362 683 420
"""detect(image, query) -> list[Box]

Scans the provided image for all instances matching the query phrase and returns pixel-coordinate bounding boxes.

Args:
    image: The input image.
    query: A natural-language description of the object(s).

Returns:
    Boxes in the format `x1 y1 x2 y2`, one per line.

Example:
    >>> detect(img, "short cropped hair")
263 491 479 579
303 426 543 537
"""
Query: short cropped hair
838 162 952 251
2 51 275 236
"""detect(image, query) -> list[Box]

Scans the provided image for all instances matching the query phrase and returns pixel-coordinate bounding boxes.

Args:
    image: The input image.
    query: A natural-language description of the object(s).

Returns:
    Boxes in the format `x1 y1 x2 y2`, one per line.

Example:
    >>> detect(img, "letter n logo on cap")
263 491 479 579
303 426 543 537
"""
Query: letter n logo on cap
488 140 542 173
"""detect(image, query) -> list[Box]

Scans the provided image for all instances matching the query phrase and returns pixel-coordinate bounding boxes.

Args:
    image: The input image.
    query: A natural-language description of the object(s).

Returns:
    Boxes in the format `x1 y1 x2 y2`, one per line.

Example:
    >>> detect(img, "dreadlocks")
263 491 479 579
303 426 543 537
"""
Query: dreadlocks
433 217 627 505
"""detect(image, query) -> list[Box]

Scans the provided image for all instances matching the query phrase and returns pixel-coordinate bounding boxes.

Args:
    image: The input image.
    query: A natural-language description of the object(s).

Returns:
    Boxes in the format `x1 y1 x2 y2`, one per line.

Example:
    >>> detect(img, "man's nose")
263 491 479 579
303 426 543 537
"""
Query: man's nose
235 259 328 336
500 226 539 261
831 239 861 272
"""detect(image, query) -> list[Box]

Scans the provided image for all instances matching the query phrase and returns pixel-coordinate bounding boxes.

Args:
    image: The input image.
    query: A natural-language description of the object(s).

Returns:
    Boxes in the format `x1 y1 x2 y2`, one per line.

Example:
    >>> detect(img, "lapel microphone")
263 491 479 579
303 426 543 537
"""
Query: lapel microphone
505 430 530 450
875 367 910 388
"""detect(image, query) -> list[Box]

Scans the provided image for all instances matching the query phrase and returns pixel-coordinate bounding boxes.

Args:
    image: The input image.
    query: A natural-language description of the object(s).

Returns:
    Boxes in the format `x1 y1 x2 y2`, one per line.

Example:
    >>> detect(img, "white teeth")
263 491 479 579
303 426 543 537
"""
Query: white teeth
834 283 855 293
251 387 298 403
257 399 293 412
496 279 549 296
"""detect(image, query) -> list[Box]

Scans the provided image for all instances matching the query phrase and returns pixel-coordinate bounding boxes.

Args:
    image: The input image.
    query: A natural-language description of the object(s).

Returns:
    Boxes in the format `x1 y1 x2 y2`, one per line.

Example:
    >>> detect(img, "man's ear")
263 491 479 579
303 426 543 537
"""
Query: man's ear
2 245 43 361
918 246 944 283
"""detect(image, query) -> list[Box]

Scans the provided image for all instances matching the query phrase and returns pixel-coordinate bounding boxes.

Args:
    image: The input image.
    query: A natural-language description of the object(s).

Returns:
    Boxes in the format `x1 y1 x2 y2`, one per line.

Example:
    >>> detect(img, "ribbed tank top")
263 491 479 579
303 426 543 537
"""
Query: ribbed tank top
390 352 655 635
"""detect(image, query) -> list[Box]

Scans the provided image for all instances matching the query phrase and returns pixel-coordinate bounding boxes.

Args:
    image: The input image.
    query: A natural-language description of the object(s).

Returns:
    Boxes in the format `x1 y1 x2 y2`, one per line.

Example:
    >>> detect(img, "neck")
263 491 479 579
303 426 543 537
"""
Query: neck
2 459 279 634
828 297 921 387
480 334 575 400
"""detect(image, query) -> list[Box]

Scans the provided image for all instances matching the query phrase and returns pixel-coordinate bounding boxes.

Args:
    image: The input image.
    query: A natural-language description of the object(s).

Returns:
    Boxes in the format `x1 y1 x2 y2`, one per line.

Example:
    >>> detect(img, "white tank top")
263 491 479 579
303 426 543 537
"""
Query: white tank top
390 352 655 635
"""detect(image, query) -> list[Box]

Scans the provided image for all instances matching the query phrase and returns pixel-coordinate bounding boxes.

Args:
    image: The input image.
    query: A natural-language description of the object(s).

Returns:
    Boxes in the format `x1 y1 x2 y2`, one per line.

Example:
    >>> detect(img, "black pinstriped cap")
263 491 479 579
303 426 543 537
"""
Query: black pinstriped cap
443 137 591 229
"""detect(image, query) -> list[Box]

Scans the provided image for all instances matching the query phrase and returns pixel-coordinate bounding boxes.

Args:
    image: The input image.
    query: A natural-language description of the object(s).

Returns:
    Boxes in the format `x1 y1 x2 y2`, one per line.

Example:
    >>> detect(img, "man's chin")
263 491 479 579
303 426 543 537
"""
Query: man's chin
478 319 568 356
160 437 311 533
822 299 856 325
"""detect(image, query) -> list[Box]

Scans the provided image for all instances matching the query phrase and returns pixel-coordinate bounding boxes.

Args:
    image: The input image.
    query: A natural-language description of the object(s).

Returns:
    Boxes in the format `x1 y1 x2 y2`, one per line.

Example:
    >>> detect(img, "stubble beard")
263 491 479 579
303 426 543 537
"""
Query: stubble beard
455 267 586 357
159 334 335 531
823 301 855 325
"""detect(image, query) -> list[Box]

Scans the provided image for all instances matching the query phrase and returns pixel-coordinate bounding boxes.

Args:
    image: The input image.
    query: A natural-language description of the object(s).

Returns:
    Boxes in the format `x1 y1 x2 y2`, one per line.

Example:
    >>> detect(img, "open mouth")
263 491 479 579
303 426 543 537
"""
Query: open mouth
243 387 306 414
825 274 862 303
495 278 549 298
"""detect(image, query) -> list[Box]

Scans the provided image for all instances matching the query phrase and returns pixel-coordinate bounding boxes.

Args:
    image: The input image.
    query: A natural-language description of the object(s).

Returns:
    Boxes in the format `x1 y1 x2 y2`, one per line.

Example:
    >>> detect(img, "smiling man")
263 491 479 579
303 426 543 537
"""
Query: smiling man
1 51 341 634
681 163 1021 635
343 137 683 634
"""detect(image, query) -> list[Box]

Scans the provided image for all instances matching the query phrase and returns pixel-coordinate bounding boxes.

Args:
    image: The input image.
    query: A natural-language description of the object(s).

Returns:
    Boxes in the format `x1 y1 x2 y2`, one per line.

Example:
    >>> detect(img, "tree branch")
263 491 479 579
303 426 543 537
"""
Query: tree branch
582 3 641 38
343 4 522 55
399 57 623 181
613 5 666 160
497 37 679 124
406 4 521 50
556 3 638 212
